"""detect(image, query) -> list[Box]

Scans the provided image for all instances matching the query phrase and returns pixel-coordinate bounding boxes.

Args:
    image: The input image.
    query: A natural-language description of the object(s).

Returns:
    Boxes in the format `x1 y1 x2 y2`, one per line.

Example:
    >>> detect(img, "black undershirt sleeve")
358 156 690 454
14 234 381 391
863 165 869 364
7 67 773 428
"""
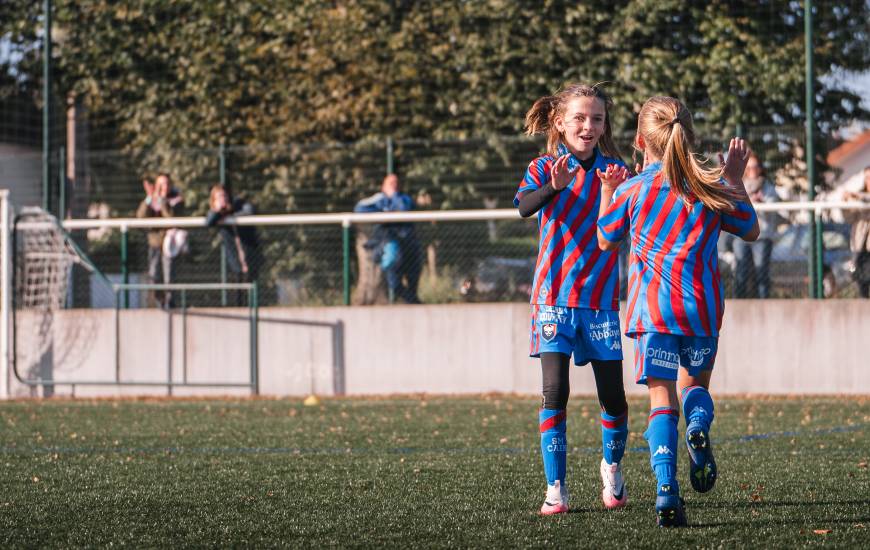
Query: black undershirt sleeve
518 184 559 218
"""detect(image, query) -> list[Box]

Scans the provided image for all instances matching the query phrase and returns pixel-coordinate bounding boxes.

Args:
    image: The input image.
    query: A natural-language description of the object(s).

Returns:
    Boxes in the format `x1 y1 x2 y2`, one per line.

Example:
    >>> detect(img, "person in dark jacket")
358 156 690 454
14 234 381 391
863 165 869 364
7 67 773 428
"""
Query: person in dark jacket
206 185 261 303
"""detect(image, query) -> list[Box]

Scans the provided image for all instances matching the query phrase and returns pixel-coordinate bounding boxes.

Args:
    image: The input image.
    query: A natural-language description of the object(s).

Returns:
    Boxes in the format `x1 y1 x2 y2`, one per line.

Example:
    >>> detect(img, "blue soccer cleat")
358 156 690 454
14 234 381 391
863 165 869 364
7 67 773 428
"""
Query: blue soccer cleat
655 484 687 527
685 421 717 493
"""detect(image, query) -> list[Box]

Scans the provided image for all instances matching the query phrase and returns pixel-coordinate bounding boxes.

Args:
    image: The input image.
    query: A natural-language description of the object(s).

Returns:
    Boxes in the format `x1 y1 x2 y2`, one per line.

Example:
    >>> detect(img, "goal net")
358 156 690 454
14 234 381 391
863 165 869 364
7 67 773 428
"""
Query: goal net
12 207 94 385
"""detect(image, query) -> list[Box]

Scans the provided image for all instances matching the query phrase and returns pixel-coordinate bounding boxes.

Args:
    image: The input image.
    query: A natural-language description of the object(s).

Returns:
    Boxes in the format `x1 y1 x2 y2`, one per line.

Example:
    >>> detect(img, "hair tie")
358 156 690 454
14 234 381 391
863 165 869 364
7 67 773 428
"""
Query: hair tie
671 117 681 126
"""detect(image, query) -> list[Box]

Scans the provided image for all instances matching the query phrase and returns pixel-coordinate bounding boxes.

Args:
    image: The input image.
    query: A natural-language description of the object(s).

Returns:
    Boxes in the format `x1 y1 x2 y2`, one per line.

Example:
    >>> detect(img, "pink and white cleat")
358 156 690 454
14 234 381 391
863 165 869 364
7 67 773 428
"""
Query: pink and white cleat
539 480 569 515
600 458 628 509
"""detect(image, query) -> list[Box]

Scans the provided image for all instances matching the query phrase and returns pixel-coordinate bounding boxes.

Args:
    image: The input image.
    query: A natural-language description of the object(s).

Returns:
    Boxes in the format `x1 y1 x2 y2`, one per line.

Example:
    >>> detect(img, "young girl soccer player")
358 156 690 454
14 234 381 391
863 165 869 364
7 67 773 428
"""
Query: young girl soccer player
597 96 760 527
515 83 633 515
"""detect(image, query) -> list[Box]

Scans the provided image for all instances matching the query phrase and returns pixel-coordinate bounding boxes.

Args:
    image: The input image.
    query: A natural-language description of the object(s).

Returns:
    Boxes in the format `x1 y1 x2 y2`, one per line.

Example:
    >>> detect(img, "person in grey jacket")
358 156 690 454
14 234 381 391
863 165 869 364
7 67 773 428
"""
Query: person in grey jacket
844 166 870 298
733 152 783 298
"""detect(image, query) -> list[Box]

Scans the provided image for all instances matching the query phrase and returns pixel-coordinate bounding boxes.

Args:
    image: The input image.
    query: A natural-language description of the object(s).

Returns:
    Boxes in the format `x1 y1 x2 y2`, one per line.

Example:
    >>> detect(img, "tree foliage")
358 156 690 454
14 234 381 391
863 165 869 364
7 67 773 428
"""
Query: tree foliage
8 0 858 150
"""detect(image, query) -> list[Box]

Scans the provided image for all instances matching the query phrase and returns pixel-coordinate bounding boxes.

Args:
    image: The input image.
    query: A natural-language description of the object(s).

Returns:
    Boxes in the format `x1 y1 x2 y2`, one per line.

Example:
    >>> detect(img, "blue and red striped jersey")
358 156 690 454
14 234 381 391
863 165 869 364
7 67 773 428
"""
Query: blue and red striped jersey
597 161 757 337
514 144 626 310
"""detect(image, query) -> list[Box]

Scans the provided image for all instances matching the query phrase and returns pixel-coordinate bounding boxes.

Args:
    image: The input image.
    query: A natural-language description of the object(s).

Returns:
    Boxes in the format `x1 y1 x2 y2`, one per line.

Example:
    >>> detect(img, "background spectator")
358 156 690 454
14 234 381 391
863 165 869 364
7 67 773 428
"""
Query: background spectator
843 166 870 298
206 185 262 304
733 152 782 298
136 173 183 307
354 174 422 304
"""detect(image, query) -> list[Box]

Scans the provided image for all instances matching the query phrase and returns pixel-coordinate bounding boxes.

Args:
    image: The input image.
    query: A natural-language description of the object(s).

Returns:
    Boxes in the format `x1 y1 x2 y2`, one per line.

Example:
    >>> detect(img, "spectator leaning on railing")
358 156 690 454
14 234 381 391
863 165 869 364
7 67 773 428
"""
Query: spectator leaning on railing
354 174 423 304
843 166 870 298
206 184 262 304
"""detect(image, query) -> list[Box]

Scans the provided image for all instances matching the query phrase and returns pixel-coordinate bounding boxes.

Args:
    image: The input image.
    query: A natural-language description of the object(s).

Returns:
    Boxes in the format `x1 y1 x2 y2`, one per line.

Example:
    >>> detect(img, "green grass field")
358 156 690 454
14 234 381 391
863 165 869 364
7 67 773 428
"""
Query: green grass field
0 395 867 548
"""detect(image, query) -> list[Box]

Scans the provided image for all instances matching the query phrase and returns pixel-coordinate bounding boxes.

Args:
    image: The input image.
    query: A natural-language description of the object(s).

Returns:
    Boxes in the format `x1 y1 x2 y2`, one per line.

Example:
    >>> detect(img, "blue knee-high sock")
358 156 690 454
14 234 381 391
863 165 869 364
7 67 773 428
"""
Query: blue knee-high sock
601 410 628 465
644 408 679 495
540 409 567 485
681 385 715 431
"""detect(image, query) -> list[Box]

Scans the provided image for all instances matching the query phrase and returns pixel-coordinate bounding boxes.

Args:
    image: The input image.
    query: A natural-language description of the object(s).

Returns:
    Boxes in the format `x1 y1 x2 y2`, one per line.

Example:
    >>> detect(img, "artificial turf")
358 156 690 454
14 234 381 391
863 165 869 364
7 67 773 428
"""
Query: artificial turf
0 395 867 548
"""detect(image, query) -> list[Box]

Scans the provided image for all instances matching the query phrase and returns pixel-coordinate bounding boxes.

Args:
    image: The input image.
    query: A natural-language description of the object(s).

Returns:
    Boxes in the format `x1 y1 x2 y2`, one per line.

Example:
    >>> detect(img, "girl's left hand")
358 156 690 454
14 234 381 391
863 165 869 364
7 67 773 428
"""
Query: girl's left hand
719 138 751 186
596 164 630 193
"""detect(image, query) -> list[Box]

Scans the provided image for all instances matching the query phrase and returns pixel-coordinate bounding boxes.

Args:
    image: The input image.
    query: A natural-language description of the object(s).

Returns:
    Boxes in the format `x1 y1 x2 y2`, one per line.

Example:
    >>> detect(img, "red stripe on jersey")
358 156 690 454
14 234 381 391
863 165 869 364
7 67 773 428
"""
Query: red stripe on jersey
539 410 567 432
550 171 599 296
564 220 604 306
644 192 680 330
531 169 593 303
626 260 646 334
692 211 717 335
634 343 644 383
590 248 619 309
666 206 698 335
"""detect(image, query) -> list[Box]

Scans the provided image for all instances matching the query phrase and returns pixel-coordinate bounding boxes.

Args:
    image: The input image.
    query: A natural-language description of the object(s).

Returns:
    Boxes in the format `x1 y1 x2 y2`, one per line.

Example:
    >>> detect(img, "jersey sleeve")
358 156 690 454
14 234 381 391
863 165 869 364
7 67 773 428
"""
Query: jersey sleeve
597 180 635 244
513 157 552 207
720 199 758 238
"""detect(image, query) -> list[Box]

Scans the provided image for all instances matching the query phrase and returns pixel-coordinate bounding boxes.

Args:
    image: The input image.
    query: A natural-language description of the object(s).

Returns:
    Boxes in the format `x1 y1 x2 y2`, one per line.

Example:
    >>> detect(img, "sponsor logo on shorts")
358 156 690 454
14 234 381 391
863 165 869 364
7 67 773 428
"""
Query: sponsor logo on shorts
645 346 679 370
681 346 712 368
588 318 620 342
541 323 557 342
537 305 568 323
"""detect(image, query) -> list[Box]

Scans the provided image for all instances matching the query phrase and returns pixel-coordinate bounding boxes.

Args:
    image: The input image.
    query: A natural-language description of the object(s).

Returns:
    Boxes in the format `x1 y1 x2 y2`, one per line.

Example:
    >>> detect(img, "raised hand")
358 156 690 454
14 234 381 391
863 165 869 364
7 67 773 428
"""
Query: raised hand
550 154 580 191
142 179 155 198
719 138 751 187
596 163 630 193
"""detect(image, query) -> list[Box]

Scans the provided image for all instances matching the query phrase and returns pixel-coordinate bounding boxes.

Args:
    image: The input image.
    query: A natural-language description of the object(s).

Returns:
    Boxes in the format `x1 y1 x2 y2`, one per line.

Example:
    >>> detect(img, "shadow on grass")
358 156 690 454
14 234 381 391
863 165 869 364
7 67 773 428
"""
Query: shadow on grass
690 515 870 529
691 498 870 510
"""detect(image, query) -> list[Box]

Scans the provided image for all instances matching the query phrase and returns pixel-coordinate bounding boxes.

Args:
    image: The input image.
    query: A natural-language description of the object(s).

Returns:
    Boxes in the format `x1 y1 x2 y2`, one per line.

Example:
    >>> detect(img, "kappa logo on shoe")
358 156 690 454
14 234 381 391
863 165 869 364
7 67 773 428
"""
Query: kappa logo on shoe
653 445 673 456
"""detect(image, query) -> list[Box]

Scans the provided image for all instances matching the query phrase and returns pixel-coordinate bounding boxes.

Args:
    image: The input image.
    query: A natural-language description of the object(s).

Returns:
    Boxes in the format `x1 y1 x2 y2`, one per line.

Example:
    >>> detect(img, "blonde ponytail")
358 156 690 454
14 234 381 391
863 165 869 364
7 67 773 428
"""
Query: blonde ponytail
639 97 741 212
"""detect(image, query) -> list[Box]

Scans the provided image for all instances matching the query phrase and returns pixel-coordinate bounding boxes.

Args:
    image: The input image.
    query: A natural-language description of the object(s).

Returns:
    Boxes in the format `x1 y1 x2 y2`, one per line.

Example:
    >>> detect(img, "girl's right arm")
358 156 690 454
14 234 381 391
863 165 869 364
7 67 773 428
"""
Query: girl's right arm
516 155 577 218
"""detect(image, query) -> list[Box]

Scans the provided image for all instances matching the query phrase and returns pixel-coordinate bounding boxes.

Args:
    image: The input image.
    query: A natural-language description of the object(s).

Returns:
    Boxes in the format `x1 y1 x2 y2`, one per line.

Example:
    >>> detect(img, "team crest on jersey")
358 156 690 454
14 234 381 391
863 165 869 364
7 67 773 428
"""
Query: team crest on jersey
541 323 557 342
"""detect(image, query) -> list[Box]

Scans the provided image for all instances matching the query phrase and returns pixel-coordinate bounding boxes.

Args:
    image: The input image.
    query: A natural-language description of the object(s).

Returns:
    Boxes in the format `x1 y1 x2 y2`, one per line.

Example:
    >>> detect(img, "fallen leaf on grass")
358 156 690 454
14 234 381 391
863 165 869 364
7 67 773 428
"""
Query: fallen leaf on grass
813 529 832 535
858 461 868 468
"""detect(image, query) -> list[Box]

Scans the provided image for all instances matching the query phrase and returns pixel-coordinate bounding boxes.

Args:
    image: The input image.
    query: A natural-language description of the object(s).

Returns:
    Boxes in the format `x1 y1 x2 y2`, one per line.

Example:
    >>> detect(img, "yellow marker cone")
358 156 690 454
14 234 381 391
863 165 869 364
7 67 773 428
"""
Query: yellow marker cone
303 394 320 407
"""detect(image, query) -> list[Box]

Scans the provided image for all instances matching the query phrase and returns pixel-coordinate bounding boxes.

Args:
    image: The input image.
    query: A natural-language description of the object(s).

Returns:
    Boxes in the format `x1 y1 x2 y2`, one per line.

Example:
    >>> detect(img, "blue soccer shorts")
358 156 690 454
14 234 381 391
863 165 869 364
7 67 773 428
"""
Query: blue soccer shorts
529 305 623 366
633 332 719 385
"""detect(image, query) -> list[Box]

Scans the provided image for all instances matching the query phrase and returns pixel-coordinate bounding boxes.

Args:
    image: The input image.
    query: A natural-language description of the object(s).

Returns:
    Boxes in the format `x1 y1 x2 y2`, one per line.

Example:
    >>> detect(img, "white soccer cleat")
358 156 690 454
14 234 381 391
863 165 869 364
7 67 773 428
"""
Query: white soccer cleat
539 480 569 515
600 458 628 509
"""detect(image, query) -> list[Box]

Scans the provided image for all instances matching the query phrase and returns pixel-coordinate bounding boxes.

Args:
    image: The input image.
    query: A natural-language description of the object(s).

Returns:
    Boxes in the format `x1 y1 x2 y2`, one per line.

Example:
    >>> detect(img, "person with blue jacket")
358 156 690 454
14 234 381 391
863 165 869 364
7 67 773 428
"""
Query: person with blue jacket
354 174 422 304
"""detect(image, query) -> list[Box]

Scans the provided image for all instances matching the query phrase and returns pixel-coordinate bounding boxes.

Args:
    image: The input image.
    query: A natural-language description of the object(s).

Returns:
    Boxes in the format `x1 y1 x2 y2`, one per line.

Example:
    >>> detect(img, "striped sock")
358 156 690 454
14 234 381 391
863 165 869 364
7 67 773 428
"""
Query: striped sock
539 409 567 485
600 410 628 465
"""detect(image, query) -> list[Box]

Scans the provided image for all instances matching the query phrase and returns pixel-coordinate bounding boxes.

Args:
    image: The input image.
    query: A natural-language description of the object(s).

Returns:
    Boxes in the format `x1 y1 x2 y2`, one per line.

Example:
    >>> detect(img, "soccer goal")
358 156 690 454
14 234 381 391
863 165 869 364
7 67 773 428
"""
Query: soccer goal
0 194 259 397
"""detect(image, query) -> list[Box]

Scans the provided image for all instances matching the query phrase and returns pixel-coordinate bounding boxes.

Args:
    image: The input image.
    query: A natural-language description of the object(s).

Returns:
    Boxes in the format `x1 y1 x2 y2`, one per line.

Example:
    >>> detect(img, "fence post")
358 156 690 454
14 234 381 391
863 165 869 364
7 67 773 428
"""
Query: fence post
219 141 227 186
250 282 259 395
120 225 129 308
805 0 822 299
0 190 10 399
58 146 65 220
42 0 52 213
386 136 394 175
219 142 228 305
342 219 351 305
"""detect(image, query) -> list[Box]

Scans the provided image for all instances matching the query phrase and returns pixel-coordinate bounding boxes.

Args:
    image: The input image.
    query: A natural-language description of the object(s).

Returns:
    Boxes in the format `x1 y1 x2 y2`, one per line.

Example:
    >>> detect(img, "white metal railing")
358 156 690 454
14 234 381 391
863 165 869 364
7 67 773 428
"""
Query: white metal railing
6 200 869 232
